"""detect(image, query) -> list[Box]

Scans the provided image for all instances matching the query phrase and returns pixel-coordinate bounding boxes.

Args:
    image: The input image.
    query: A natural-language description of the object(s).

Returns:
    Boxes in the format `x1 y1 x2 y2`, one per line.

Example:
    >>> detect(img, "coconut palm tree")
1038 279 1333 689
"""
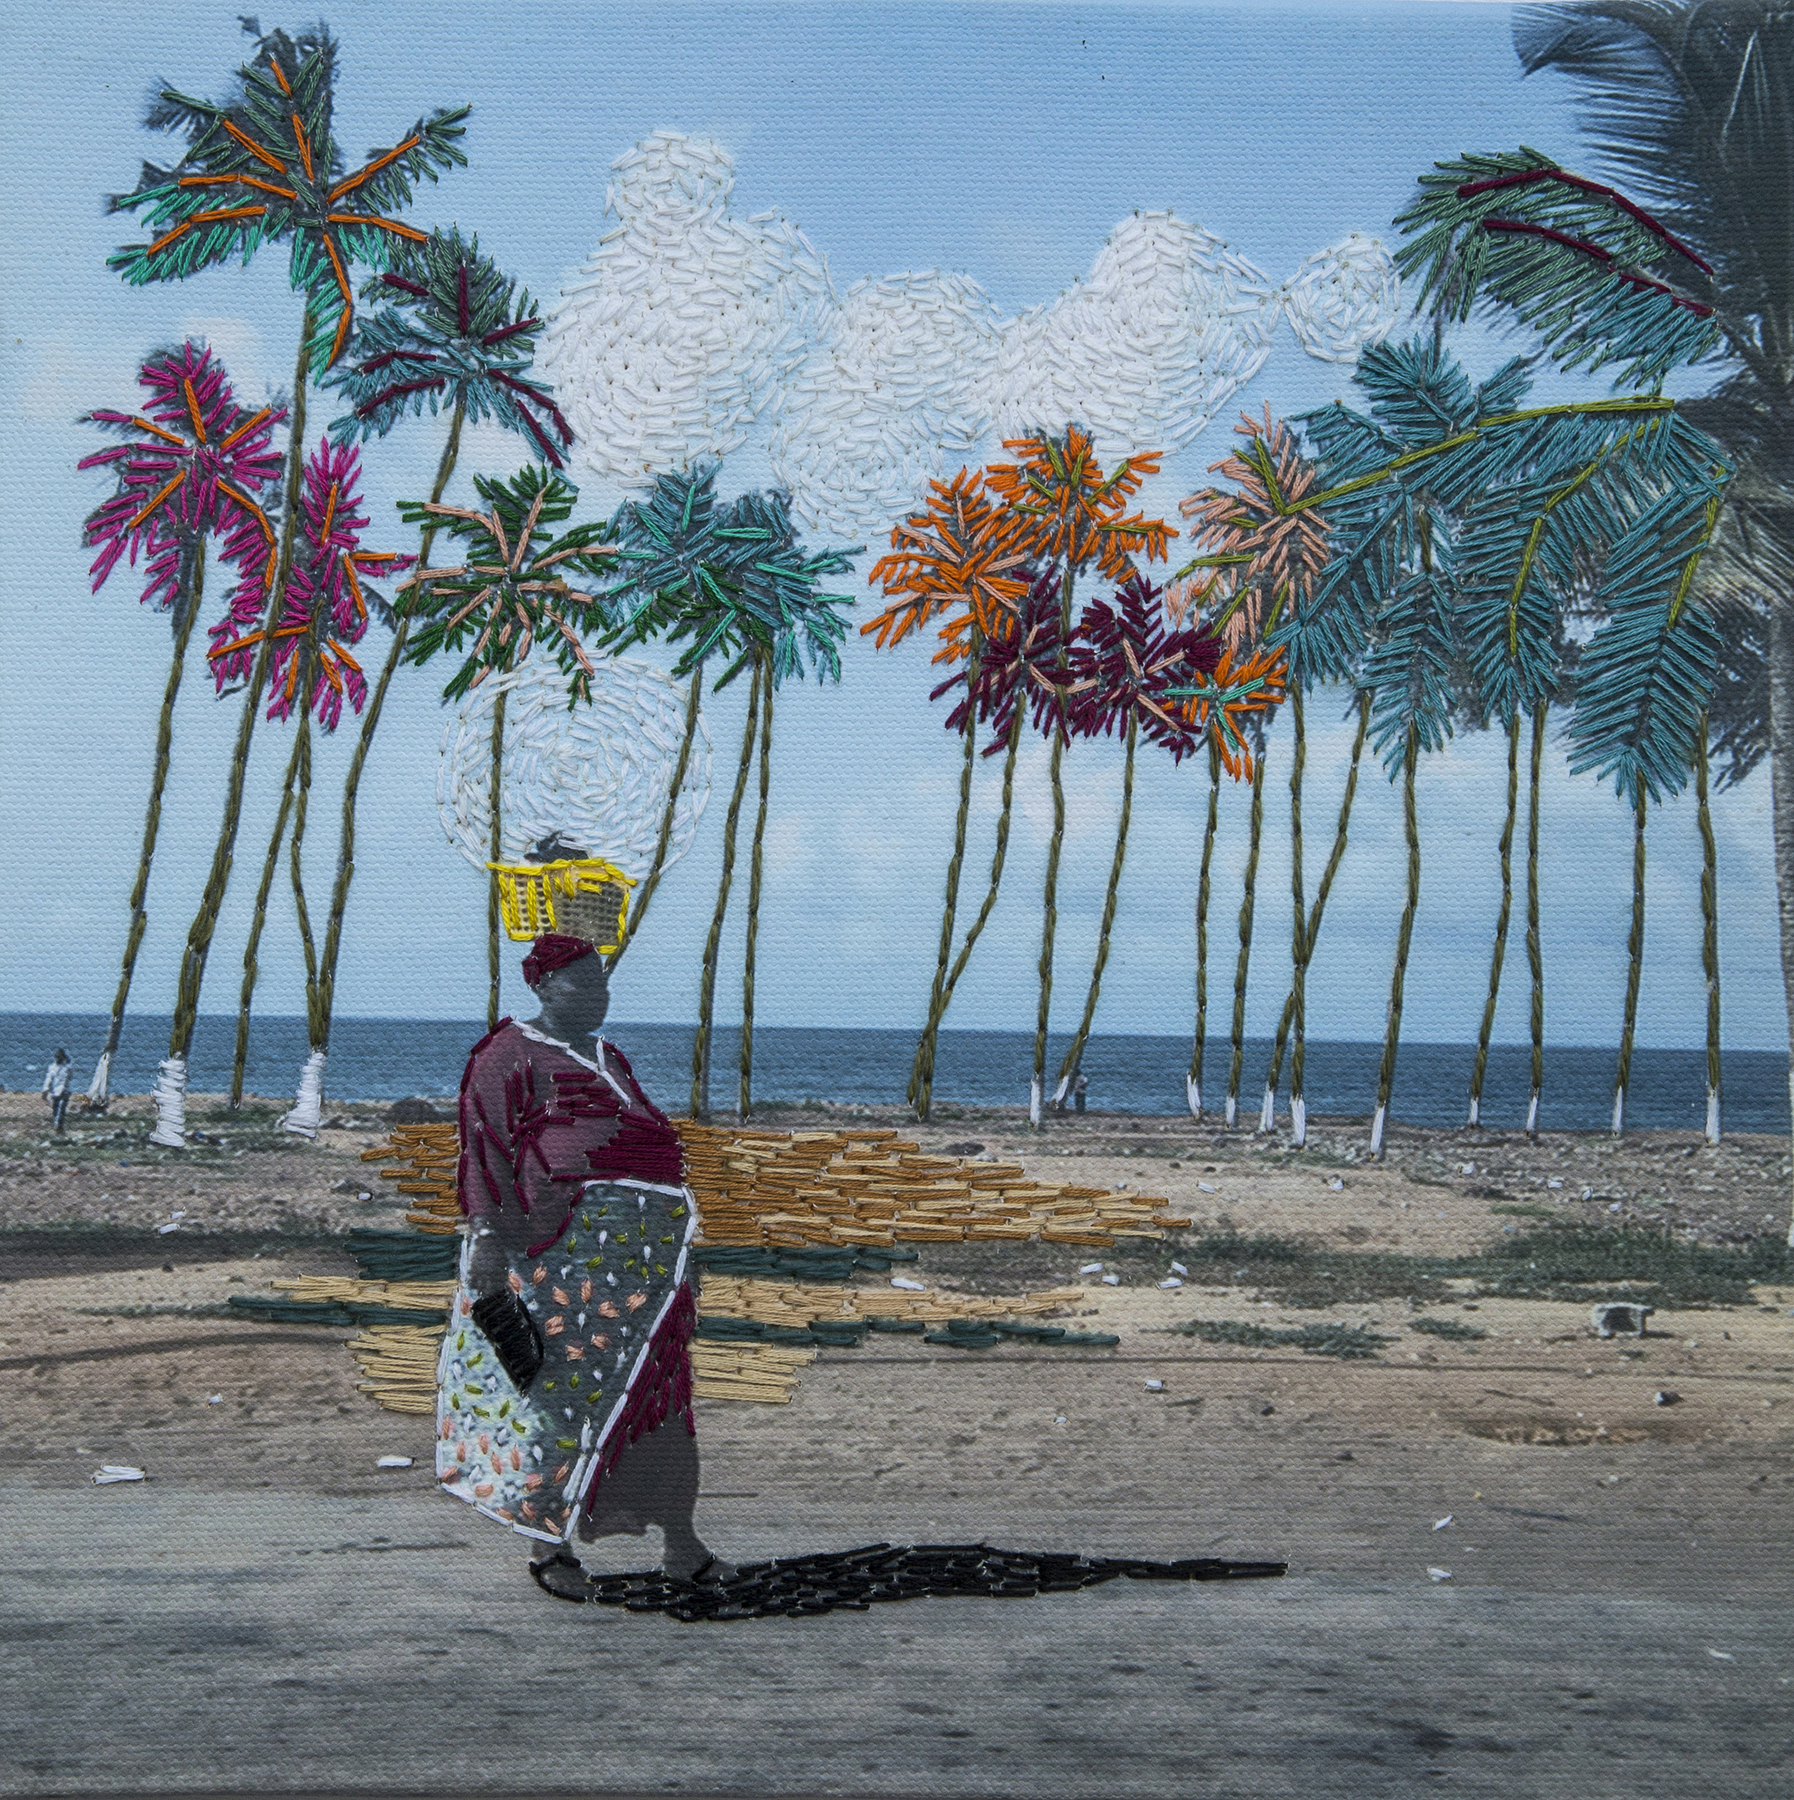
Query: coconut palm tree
107 19 466 1145
1511 0 1792 1213
594 463 761 968
209 438 408 1129
917 570 1069 1117
720 490 857 1121
1164 643 1289 1122
600 477 856 1120
315 227 571 1065
863 469 1033 1117
984 427 1173 1126
398 469 619 1030
1298 340 1532 1157
1398 149 1736 1140
1049 577 1218 1109
1175 409 1335 1140
76 343 284 1111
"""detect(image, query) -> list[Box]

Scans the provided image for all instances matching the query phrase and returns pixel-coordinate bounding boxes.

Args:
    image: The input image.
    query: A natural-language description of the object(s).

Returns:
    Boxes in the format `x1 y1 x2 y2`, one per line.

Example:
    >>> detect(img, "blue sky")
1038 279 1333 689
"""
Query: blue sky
0 0 1784 1056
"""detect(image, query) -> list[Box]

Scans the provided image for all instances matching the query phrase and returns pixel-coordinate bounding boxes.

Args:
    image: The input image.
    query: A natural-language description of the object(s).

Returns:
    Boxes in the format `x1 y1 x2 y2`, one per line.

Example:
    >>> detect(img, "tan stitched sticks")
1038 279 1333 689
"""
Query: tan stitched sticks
362 1120 1188 1246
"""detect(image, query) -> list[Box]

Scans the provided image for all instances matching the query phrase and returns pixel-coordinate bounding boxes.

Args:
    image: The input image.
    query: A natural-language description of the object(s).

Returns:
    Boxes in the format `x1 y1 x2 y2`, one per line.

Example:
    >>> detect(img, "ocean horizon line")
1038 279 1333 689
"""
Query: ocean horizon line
5 1012 1785 1059
4 1012 1789 1133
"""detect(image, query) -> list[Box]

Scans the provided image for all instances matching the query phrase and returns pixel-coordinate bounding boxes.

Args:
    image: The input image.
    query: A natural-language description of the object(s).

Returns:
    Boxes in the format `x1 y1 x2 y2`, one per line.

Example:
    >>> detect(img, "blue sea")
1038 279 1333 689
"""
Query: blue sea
2 1012 1788 1135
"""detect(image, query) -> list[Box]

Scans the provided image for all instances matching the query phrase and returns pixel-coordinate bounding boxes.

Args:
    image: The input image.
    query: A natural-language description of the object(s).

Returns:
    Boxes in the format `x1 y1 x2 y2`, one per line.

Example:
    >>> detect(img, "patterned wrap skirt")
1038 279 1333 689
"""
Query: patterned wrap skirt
436 1178 698 1544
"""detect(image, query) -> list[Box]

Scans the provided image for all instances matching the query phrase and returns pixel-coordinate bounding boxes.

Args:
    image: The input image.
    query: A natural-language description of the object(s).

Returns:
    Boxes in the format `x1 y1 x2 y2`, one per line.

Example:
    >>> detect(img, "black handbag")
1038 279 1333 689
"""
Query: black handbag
471 1288 547 1390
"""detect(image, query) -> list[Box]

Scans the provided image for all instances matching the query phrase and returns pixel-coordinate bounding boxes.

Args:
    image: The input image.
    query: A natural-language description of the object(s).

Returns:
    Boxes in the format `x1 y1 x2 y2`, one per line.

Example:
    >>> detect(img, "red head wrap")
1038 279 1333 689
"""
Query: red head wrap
521 933 596 988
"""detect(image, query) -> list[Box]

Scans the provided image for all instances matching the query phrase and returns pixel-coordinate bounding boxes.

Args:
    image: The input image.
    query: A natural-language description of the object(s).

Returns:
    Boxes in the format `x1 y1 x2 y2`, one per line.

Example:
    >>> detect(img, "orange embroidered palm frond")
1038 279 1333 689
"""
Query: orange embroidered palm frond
984 425 1175 583
863 468 1035 653
1171 407 1330 654
1170 641 1290 781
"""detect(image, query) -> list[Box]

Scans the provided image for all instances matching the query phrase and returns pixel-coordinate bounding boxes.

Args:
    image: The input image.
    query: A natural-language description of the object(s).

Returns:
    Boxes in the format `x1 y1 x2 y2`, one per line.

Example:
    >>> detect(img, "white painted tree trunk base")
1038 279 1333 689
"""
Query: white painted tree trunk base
1051 1073 1073 1112
86 1051 112 1112
1369 1103 1387 1159
1257 1086 1275 1134
1224 1093 1237 1129
1526 1091 1540 1136
283 1052 327 1138
1466 1094 1480 1128
1705 1087 1720 1147
1611 1086 1625 1136
1028 1078 1042 1128
1290 1095 1306 1148
149 1058 188 1148
1186 1075 1201 1119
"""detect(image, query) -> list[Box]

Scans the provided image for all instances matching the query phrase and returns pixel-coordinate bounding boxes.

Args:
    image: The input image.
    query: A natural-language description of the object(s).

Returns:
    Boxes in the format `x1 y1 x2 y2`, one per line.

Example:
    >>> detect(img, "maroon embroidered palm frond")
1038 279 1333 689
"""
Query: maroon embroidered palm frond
206 437 411 725
79 341 284 609
1062 576 1222 763
931 567 1069 751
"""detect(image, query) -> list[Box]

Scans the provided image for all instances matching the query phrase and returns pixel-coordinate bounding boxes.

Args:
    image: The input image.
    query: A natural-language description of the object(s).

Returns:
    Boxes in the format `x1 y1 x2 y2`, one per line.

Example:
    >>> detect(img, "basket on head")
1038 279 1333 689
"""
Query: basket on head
487 858 636 954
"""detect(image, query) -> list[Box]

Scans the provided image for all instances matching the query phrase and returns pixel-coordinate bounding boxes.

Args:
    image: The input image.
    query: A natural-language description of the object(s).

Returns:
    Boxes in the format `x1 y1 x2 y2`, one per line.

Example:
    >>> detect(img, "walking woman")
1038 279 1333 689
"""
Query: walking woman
437 929 733 1596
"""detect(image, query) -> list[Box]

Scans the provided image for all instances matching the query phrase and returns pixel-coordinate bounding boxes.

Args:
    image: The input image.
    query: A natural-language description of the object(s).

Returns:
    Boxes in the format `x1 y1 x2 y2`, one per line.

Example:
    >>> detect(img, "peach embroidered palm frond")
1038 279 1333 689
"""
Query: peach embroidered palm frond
1172 408 1330 655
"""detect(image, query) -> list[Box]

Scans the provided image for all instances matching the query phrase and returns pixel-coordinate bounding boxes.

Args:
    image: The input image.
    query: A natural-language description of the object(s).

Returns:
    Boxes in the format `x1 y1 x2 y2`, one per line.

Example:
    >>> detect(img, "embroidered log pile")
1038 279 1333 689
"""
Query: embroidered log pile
361 1119 1190 1247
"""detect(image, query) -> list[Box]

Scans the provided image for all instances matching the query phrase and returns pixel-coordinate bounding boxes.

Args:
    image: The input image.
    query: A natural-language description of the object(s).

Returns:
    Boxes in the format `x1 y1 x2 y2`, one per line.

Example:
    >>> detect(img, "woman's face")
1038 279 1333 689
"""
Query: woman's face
535 952 610 1036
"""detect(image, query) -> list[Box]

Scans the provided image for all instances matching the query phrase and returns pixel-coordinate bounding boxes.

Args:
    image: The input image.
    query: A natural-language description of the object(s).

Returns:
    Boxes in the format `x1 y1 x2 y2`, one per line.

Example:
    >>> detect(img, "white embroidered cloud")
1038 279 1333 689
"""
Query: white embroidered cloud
538 133 828 484
544 135 1403 536
770 270 1005 540
1278 233 1405 364
989 211 1281 461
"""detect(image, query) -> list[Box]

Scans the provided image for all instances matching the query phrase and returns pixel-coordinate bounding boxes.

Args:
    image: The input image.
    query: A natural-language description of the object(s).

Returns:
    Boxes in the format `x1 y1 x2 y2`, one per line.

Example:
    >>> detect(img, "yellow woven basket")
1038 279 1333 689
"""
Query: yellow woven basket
487 858 636 952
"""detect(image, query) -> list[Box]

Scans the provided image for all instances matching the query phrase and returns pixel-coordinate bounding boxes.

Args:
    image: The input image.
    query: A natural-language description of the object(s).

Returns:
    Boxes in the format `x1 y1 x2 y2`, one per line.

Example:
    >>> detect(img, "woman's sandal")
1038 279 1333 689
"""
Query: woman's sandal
530 1550 594 1603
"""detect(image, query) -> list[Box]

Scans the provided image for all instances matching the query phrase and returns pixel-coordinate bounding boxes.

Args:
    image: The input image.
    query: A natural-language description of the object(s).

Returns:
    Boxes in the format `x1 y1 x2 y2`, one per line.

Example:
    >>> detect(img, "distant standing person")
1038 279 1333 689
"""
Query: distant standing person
41 1050 72 1134
1073 1071 1088 1114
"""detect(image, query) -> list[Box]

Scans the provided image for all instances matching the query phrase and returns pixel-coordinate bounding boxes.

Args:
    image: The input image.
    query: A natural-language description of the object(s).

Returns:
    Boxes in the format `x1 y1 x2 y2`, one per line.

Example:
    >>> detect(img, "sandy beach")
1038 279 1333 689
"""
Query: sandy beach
3 1087 1791 1795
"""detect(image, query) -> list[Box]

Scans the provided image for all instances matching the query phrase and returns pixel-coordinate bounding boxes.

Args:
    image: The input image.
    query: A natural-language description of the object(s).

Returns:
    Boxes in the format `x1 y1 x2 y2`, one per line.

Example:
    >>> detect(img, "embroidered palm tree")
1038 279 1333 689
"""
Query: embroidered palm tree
207 439 408 1127
595 471 856 1122
917 570 1070 1120
864 469 1033 1118
1164 640 1290 1127
1511 2 1783 1170
400 467 618 1029
109 21 467 376
596 463 776 972
1396 144 1732 1142
1174 409 1334 1142
76 343 284 1112
984 427 1174 1126
715 491 858 1123
108 19 465 1146
1048 577 1218 1111
316 228 570 1070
